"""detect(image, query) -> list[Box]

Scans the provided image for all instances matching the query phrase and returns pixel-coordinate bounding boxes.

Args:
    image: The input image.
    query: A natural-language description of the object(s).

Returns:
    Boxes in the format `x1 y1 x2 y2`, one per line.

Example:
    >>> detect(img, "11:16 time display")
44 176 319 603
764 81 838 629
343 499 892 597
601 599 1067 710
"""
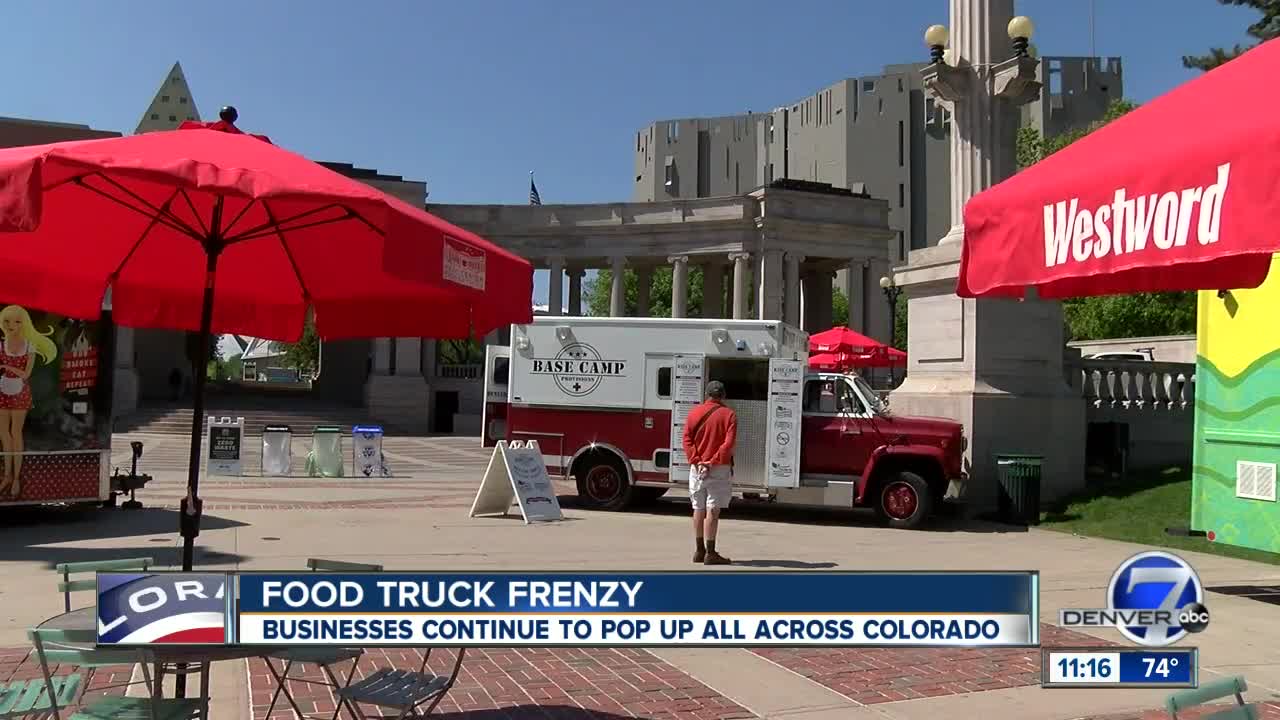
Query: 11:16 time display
1058 656 1112 679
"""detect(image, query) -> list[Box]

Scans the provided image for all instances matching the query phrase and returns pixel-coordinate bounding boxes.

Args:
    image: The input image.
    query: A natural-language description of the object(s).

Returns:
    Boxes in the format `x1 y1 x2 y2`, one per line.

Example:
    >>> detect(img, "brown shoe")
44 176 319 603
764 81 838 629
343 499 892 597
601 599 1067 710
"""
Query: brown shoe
693 549 706 563
703 551 731 565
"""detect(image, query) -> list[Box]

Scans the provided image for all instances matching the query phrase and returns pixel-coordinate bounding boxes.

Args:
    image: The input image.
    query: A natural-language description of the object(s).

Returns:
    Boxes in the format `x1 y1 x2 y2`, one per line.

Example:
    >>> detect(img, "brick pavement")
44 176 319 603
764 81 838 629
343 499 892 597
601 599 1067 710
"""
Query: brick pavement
752 624 1108 705
247 647 757 720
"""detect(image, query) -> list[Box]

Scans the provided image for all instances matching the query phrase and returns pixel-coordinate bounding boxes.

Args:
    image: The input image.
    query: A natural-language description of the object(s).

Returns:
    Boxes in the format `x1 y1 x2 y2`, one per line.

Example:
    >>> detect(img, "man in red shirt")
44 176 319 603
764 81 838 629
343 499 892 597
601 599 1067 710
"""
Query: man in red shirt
682 380 737 565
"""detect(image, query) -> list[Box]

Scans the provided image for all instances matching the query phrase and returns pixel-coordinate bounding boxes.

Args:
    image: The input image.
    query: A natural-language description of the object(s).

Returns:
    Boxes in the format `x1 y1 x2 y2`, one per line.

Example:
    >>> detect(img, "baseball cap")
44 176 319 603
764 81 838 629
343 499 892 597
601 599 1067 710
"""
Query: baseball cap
706 381 725 399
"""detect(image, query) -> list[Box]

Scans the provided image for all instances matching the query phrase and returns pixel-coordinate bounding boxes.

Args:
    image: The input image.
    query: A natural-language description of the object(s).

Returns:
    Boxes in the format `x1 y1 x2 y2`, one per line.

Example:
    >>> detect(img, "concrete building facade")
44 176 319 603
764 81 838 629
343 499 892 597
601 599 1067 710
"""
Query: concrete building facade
634 57 1122 264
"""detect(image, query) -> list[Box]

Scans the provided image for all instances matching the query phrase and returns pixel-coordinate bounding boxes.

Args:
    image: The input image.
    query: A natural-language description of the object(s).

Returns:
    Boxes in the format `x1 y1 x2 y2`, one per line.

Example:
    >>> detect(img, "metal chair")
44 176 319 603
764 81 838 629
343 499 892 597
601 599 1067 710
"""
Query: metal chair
1166 675 1256 719
55 559 154 613
28 627 202 720
336 647 465 719
261 559 383 720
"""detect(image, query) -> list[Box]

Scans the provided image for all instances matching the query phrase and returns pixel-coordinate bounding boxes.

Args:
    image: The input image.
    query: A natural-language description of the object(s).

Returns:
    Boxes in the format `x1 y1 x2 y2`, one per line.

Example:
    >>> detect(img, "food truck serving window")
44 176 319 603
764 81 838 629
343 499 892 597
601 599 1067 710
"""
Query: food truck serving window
706 358 768 401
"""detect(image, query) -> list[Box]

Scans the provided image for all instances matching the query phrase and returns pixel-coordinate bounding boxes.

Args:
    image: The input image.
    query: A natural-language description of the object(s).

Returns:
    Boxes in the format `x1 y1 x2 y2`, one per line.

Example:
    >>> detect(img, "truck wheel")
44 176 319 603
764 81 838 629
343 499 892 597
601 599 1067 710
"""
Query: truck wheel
576 455 633 511
876 472 933 529
632 487 669 504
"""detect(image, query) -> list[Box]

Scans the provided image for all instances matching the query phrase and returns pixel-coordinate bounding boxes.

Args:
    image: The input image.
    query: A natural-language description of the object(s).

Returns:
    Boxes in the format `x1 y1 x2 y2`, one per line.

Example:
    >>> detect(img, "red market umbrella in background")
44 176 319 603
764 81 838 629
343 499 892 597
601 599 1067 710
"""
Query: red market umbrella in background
0 108 534 572
808 347 907 372
809 326 890 354
957 39 1280 300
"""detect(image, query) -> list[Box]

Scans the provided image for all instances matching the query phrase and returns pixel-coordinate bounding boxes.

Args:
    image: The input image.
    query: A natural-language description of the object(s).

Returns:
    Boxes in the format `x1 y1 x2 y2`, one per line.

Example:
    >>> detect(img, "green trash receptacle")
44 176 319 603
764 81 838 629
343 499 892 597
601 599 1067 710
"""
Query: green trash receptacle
996 454 1042 525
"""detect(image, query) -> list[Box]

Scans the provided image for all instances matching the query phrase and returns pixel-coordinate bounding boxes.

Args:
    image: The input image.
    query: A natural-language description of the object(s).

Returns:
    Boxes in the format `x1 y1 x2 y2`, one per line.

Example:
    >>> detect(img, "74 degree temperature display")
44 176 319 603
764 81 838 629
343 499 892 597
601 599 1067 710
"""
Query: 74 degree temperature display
1042 648 1198 688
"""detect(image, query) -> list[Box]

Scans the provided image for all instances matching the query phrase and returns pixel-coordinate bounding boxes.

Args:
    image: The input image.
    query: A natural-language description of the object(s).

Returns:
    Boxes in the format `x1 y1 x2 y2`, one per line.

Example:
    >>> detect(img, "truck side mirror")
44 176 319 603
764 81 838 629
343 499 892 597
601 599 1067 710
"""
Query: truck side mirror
879 392 890 407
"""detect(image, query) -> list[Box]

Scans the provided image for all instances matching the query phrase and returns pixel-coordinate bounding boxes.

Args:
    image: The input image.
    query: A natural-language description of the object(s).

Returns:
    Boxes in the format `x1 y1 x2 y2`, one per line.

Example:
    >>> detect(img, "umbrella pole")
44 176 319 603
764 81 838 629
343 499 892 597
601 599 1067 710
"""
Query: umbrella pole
181 250 219 572
175 250 218 702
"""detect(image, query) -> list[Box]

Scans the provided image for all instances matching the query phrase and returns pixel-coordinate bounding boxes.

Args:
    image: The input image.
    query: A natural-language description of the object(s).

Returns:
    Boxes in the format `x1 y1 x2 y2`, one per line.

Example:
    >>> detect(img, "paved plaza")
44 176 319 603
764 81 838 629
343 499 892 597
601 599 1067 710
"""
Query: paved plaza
2 434 1279 719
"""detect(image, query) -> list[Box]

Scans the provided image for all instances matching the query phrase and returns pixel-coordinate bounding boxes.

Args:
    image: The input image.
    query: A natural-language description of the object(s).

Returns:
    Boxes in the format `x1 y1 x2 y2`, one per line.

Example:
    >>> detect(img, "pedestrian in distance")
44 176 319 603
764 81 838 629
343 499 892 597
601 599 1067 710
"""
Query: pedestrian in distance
681 380 737 565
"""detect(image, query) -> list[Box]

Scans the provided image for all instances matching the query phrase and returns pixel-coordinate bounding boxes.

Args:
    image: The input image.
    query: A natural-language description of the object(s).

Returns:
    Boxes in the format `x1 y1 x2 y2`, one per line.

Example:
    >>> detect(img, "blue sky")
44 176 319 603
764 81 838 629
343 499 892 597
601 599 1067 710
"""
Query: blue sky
4 0 1258 311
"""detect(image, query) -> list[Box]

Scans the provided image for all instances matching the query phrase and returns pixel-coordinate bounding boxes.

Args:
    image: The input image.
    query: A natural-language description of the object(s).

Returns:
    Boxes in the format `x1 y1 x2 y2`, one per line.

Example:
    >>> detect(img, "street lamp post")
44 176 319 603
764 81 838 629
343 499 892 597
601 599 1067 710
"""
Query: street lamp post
887 0 1085 513
879 275 902 342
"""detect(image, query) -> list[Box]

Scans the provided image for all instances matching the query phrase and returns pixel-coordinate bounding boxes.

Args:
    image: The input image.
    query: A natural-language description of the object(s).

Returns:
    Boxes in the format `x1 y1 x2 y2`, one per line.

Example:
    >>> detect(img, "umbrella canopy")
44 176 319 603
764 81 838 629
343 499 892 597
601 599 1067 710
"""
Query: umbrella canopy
808 352 849 372
0 111 533 340
809 326 889 354
957 39 1280 300
0 109 534 573
808 347 906 371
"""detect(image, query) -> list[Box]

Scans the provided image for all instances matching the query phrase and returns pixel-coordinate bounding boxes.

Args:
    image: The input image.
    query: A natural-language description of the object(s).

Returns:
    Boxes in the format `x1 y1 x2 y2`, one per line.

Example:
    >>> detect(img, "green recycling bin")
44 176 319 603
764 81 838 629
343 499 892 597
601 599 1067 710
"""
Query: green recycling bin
995 454 1042 525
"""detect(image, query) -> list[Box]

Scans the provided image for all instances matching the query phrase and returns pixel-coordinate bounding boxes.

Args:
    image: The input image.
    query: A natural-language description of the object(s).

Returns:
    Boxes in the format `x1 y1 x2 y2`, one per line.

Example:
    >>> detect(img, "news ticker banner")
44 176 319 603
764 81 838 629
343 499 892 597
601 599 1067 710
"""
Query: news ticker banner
96 571 1038 648
1041 648 1198 688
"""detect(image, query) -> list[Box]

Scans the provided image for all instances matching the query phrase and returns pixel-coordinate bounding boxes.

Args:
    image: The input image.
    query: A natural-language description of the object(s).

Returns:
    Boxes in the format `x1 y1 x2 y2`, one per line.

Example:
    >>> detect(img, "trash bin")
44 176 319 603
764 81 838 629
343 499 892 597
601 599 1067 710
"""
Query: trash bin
306 426 345 477
262 425 292 477
996 454 1043 525
352 425 388 477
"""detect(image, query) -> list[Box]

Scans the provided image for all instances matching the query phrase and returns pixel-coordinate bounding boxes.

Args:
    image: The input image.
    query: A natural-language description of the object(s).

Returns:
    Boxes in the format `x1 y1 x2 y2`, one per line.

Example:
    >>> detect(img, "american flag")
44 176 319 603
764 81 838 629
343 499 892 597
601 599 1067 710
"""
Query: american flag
529 177 542 205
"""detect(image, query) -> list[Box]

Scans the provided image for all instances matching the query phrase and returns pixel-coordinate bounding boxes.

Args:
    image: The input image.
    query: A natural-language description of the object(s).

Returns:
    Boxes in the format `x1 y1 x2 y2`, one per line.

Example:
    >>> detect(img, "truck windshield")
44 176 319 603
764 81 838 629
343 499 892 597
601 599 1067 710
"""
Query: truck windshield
851 374 885 415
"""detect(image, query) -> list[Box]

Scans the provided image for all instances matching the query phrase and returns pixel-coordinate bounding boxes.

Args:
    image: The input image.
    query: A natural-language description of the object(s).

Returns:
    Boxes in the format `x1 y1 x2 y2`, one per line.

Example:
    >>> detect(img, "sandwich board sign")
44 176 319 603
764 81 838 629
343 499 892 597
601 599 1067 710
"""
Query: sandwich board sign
207 416 245 476
469 440 564 523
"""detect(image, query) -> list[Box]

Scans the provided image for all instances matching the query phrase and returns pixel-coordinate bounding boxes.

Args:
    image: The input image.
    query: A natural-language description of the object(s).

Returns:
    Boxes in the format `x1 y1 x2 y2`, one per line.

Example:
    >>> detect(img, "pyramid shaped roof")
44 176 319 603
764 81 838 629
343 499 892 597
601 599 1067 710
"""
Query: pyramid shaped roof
135 62 201 134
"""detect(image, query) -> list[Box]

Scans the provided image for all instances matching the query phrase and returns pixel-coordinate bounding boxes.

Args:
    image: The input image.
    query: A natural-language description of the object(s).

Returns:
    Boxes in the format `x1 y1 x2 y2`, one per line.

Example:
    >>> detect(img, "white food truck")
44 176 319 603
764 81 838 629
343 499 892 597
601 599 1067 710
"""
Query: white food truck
483 317 966 528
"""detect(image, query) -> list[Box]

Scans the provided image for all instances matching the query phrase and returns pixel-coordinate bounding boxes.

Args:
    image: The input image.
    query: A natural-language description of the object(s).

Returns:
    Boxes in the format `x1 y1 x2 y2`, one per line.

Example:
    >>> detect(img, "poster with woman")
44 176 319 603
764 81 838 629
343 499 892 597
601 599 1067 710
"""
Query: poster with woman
0 303 111 501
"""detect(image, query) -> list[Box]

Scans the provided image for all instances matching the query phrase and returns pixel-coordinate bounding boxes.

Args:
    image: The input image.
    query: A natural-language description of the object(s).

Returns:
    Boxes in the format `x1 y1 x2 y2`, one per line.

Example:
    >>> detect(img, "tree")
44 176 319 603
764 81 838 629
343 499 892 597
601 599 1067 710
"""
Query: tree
1063 293 1197 342
271 318 321 376
1182 0 1280 70
585 266 707 318
1015 100 1196 340
436 339 485 366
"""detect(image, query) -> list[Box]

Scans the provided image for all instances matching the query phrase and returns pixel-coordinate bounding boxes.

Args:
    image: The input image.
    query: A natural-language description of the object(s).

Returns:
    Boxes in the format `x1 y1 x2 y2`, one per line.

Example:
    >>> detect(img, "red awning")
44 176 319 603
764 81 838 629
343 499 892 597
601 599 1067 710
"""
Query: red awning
958 39 1280 299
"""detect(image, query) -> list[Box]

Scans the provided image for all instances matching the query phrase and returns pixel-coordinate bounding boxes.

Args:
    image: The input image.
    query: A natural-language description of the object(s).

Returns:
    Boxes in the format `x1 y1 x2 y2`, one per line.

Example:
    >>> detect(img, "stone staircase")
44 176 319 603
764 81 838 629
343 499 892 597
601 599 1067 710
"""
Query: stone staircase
114 402 427 437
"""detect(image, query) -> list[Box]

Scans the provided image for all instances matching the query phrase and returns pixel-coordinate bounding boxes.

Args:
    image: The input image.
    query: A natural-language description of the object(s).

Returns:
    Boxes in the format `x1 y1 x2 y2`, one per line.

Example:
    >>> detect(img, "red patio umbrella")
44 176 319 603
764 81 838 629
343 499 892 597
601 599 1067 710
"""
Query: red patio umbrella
957 39 1280 299
808 352 850 371
0 108 534 571
809 326 890 354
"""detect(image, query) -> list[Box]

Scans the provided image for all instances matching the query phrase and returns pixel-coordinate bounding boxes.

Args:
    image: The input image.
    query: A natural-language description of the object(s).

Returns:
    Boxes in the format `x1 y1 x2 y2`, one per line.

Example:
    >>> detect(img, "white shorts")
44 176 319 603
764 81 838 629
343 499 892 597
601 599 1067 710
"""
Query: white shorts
689 464 732 511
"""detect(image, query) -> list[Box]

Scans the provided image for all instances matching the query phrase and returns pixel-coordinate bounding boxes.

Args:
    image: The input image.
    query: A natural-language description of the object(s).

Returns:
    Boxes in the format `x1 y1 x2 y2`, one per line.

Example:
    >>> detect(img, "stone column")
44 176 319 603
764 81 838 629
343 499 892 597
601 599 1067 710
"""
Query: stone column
546 256 564 316
635 266 653 317
784 253 804 326
867 259 893 344
394 338 423 376
609 257 627 317
566 269 584 316
891 0 1085 511
112 326 139 417
756 248 784 320
669 255 689 319
845 262 866 332
802 272 833 332
366 336 430 433
730 252 751 319
372 338 392 375
701 261 724 319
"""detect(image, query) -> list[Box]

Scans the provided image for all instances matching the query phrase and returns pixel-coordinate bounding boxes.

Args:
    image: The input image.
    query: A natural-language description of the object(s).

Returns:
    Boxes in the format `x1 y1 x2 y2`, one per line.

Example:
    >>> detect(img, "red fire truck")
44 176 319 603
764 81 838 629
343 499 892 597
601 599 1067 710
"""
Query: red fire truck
483 317 966 528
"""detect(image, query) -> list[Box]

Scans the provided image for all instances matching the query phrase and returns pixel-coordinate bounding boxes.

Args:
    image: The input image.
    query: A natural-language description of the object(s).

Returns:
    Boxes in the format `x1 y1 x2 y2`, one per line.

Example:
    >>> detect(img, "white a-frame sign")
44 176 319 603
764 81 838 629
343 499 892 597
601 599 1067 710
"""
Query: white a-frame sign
469 440 564 523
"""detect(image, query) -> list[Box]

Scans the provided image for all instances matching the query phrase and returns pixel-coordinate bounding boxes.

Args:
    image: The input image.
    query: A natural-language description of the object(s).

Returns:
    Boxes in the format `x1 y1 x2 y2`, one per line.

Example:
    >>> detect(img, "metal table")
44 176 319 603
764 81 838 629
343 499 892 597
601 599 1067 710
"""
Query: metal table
36 607 263 711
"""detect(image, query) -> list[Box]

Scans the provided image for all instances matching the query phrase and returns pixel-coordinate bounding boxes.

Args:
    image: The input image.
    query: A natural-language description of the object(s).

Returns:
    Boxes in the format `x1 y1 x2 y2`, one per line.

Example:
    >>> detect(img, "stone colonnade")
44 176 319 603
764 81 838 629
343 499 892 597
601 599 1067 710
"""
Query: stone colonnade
539 252 880 334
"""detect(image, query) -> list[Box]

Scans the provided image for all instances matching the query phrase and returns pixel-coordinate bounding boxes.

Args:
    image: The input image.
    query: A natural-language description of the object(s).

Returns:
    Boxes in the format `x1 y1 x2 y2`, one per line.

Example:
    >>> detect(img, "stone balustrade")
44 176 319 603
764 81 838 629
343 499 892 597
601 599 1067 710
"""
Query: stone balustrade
436 364 482 381
1066 358 1197 411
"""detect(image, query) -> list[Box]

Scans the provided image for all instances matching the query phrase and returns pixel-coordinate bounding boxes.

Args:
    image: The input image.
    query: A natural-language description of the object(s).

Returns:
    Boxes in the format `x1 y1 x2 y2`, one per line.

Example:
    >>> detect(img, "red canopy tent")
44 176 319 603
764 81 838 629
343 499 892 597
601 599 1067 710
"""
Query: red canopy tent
957 39 1280 299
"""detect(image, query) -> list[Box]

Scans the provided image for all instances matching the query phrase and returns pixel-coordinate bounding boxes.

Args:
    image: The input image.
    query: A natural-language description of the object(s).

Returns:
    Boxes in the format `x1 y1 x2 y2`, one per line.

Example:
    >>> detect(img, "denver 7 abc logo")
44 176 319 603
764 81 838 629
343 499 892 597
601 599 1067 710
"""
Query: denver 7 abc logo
1060 551 1210 647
